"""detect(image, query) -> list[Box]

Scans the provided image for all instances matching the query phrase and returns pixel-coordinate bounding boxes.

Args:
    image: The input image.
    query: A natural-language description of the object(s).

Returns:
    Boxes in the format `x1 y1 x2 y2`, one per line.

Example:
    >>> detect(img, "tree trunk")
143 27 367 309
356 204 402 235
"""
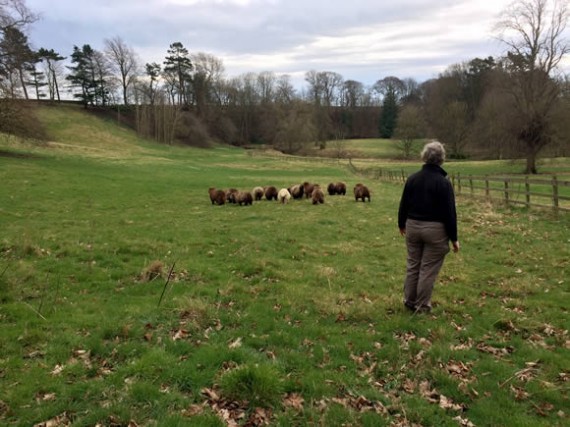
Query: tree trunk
18 68 29 99
525 147 538 174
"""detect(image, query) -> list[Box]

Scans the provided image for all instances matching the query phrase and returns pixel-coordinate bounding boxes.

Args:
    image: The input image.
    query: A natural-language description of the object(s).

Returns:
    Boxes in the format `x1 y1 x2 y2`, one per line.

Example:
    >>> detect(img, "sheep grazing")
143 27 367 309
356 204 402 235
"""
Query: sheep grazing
209 187 226 205
226 188 239 204
327 182 337 196
335 181 347 195
303 182 317 199
311 185 325 204
252 186 264 201
288 184 304 199
237 191 253 206
354 183 371 202
264 185 278 201
327 181 347 195
277 188 291 204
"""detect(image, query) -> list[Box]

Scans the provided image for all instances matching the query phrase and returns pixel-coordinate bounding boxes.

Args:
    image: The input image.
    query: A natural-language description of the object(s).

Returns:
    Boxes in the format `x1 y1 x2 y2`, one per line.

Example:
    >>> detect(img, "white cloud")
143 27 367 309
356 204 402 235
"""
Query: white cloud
25 0 558 86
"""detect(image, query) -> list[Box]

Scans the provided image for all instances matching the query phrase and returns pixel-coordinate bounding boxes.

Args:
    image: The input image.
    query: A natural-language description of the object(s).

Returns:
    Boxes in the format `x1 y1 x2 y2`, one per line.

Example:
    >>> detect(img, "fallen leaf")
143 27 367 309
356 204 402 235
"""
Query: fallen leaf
50 364 64 376
228 337 242 349
283 393 304 411
181 403 205 417
35 392 56 403
510 385 530 401
453 415 476 426
172 329 189 341
33 411 71 427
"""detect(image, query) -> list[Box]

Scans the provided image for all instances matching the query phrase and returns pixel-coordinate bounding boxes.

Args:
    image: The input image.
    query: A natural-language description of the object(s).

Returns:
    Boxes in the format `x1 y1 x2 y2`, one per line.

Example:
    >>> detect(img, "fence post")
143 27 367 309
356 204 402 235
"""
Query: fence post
525 176 530 207
485 176 490 198
504 179 510 205
401 169 406 183
469 176 474 195
552 175 559 211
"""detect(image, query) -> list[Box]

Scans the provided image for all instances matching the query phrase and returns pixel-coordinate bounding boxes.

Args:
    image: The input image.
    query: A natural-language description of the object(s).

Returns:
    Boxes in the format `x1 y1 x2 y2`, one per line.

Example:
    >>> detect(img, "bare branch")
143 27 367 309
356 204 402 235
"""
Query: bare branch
0 0 39 32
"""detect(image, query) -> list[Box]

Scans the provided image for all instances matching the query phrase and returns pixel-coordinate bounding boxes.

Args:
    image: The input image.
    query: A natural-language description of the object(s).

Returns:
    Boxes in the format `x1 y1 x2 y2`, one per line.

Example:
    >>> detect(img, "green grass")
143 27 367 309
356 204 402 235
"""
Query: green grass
0 104 569 426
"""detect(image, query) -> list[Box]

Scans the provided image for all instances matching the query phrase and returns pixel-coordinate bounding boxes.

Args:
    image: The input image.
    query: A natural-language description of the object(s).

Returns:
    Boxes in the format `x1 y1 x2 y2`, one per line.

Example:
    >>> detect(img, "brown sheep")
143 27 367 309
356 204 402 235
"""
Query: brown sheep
303 181 317 198
288 184 304 199
225 188 239 204
335 181 347 195
237 191 253 206
354 183 371 202
209 187 226 205
311 185 325 204
264 185 278 201
252 186 264 201
327 182 337 196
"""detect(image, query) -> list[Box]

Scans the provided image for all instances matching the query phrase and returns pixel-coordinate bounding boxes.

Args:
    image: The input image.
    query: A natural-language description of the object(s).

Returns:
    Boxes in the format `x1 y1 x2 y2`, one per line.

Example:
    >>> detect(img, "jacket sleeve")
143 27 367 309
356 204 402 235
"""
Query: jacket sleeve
444 181 458 242
398 182 410 229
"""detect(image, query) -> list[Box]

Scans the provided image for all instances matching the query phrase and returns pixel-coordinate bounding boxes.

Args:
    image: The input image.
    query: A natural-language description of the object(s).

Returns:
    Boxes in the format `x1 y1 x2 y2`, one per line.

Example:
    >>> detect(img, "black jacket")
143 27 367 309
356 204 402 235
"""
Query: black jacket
398 164 458 242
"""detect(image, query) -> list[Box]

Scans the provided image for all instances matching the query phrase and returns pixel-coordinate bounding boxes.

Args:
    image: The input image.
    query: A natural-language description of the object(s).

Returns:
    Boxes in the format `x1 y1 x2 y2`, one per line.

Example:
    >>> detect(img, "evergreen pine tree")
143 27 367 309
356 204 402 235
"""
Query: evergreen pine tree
380 90 398 138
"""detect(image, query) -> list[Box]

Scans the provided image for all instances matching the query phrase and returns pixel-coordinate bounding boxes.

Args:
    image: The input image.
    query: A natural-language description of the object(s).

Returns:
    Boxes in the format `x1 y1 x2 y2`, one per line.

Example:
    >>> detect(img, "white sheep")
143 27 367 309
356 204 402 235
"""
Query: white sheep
277 188 292 204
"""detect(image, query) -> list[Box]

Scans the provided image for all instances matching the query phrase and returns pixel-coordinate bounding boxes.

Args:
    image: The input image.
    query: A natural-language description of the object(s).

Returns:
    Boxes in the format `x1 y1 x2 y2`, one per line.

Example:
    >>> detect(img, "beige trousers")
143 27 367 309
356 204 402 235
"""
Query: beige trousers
403 219 450 310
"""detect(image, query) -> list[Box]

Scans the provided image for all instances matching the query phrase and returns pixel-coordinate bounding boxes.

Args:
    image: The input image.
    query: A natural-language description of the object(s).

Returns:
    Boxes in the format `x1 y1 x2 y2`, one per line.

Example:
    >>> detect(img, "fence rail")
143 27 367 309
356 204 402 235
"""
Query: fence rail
348 159 570 212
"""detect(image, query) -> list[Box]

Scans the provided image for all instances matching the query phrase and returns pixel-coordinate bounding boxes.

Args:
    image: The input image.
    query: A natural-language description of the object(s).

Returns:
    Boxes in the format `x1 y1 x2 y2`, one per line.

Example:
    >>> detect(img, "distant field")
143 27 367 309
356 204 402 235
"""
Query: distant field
302 138 419 160
0 105 568 426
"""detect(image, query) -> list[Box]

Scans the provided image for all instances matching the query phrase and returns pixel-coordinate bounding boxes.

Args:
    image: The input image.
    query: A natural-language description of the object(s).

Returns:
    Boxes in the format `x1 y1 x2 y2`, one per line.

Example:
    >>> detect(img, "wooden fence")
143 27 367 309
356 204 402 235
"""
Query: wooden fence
348 159 570 212
451 173 570 212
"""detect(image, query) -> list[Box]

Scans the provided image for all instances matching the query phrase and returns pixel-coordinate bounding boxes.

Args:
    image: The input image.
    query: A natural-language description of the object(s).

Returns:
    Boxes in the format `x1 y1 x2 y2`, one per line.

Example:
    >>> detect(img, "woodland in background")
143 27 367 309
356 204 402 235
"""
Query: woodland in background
1 0 569 172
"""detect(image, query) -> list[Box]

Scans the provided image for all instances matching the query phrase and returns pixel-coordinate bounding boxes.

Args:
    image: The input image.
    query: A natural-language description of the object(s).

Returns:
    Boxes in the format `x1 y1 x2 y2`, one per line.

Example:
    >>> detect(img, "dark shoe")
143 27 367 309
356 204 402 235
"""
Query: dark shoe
404 302 416 312
415 305 432 314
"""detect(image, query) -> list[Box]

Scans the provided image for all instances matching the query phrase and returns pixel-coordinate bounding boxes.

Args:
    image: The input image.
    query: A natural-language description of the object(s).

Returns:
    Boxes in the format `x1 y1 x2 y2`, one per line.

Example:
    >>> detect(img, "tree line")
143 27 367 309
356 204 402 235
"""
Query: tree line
1 0 569 173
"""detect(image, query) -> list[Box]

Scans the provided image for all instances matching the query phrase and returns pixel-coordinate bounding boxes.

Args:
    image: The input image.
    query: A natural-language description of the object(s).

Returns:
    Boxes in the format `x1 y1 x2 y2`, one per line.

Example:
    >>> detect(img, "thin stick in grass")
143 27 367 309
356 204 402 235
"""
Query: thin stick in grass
24 302 47 321
157 261 176 308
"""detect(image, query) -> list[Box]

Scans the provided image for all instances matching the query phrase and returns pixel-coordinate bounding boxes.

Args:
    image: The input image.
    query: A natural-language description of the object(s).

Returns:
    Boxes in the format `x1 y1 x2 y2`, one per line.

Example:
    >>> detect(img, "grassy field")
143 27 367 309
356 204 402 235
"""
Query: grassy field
0 105 569 426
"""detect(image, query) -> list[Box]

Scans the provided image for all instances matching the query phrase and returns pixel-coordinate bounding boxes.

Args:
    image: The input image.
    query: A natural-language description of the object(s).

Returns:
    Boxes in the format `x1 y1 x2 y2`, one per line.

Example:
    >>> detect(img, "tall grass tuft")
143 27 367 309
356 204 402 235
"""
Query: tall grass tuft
219 363 284 408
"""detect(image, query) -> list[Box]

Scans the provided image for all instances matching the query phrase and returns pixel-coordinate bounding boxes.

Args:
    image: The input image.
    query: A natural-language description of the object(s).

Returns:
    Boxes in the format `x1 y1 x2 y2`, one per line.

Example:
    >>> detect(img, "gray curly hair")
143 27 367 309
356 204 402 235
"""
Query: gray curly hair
421 141 446 165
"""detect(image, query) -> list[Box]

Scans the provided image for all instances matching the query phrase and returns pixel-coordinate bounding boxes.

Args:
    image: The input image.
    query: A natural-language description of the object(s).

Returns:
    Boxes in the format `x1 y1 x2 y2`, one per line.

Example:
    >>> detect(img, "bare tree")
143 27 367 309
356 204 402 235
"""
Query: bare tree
305 70 344 106
274 74 296 105
372 76 405 102
104 36 139 105
494 0 570 173
191 51 225 106
394 105 427 158
470 89 516 159
341 79 365 108
0 0 38 32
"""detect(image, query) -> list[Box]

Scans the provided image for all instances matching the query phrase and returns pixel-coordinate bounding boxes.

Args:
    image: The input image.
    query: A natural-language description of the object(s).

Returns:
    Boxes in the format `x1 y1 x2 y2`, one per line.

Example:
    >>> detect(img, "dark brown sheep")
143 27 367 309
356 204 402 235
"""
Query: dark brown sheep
288 184 304 199
353 183 371 202
237 191 253 206
311 185 325 204
303 181 317 198
264 185 278 201
335 181 347 195
252 186 264 201
209 187 226 205
327 182 336 195
226 188 239 204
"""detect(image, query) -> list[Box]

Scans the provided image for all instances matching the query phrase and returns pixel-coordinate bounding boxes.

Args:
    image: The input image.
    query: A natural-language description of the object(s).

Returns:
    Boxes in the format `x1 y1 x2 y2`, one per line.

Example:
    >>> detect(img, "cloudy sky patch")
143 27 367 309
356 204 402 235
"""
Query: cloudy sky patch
25 0 522 86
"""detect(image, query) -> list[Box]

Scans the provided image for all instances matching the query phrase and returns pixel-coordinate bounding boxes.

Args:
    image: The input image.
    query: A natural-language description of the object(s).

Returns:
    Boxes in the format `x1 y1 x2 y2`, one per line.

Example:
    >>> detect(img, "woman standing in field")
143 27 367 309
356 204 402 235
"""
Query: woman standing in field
398 141 460 313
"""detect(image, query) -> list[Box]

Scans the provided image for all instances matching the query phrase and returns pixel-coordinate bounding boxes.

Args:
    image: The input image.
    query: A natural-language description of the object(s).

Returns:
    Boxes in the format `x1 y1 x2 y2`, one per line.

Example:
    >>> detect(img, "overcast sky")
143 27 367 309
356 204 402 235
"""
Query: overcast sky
25 0 522 87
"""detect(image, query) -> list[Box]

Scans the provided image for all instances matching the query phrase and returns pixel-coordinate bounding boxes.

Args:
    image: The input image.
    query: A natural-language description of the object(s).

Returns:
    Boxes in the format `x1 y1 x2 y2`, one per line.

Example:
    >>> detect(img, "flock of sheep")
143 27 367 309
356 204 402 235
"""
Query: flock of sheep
208 181 371 206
